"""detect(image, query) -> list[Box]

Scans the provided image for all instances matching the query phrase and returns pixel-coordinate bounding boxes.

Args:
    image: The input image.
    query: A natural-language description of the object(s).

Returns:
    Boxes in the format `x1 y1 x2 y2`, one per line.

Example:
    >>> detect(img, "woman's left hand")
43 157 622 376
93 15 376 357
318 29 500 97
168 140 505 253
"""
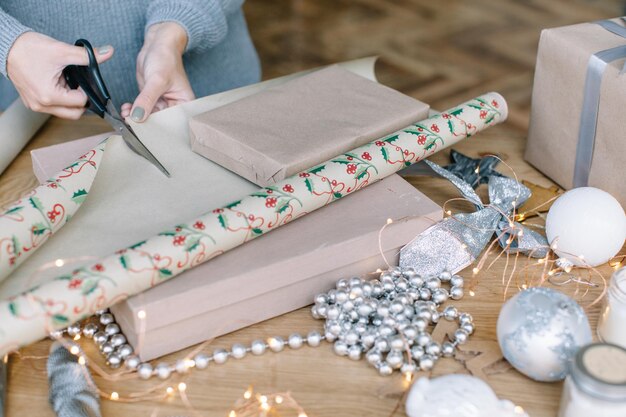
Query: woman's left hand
121 22 195 122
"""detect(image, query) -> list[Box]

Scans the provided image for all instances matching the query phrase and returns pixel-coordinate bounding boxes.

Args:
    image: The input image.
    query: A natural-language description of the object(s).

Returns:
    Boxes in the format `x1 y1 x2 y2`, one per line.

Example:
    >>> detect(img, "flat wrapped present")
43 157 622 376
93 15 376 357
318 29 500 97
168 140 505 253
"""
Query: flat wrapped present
110 174 441 360
526 18 626 205
189 65 430 186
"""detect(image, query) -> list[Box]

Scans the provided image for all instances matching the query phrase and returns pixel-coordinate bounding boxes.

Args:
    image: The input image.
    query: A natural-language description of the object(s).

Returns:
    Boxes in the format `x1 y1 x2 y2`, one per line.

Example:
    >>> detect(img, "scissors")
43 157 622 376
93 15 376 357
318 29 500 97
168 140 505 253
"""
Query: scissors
63 39 170 177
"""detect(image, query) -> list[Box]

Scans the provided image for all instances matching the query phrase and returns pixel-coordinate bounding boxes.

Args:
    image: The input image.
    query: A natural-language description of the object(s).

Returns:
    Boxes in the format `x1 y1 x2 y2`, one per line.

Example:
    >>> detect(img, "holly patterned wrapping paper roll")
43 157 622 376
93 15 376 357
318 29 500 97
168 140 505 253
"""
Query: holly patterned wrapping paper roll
0 93 507 355
0 143 105 283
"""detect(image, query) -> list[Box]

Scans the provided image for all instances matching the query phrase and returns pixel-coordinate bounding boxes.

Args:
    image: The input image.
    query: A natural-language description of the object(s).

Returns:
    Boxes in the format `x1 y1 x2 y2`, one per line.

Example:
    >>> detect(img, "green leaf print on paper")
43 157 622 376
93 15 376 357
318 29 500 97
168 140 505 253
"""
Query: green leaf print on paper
308 165 326 175
333 192 342 200
225 200 241 209
185 235 201 252
120 254 130 270
305 178 314 193
447 120 454 134
449 108 464 116
29 197 44 211
381 147 390 162
3 206 23 216
52 314 69 326
11 235 21 255
218 214 228 229
159 268 173 278
129 240 146 250
71 189 88 204
252 228 263 236
31 222 48 236
8 301 18 316
81 279 99 295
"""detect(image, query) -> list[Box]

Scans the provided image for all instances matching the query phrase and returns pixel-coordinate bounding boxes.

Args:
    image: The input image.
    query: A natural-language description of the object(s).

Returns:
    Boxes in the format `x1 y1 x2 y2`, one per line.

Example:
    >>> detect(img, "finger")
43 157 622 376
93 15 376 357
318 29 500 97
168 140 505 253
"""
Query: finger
53 87 88 108
120 103 132 118
131 76 167 122
38 105 86 120
61 44 114 66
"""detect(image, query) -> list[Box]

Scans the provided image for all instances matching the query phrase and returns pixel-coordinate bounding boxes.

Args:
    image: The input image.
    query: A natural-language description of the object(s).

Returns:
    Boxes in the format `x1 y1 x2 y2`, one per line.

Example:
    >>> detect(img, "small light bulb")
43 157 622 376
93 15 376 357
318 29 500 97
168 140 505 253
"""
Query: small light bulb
404 371 413 382
386 218 393 225
78 356 86 366
110 392 119 401
54 259 65 267
259 395 268 404
185 359 195 368
521 284 528 290
375 268 382 273
229 411 237 417
514 406 525 414
469 290 475 297
243 389 252 400
137 310 146 320
614 262 622 270
178 382 187 392
73 334 81 341
298 413 308 417
70 345 80 355
261 403 270 411
166 387 174 396
472 267 480 275
275 395 283 404
548 270 555 276
446 210 452 216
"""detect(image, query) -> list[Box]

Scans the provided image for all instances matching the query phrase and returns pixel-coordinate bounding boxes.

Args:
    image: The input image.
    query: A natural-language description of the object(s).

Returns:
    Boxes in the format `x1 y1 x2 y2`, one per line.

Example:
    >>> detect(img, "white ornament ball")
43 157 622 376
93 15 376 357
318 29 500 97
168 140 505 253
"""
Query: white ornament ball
497 287 592 382
546 187 625 267
405 375 528 417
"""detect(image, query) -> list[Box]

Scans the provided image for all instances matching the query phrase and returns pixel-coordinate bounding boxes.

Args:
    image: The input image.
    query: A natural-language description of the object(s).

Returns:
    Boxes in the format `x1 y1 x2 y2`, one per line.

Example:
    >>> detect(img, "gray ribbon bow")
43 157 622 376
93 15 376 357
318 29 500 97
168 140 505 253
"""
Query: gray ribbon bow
573 19 626 187
399 161 548 276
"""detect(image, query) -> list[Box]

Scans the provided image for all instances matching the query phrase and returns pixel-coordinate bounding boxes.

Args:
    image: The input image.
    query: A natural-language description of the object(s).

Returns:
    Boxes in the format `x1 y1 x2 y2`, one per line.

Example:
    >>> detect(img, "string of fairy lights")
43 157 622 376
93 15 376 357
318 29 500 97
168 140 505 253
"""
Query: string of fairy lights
12 157 622 416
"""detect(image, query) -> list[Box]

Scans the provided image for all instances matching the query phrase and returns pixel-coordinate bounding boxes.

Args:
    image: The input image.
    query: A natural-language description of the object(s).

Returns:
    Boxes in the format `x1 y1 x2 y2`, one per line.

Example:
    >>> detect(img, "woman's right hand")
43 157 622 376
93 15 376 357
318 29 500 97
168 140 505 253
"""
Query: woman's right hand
6 32 114 119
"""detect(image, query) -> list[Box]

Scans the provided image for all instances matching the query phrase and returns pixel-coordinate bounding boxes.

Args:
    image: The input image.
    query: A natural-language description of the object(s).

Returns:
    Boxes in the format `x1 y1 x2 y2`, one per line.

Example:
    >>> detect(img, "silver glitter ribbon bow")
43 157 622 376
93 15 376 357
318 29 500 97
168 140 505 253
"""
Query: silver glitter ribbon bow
399 161 548 276
573 19 626 187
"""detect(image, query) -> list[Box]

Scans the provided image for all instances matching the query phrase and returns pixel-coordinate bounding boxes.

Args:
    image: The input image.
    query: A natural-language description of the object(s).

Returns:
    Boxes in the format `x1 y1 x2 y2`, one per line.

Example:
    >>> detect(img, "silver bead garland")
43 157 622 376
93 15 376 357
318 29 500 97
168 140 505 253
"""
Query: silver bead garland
53 267 472 379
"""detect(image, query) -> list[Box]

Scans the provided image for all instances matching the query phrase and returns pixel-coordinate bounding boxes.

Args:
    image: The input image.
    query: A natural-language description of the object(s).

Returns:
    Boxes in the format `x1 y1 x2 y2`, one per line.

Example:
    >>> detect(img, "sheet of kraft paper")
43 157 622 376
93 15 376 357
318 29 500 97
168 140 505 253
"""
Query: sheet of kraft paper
0 57 379 300
0 99 50 175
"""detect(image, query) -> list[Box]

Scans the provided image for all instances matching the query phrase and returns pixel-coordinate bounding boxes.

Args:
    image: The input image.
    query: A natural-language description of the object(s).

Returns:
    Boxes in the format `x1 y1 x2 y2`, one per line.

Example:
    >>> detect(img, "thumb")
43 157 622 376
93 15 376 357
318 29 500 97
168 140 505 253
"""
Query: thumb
130 77 167 122
61 44 114 66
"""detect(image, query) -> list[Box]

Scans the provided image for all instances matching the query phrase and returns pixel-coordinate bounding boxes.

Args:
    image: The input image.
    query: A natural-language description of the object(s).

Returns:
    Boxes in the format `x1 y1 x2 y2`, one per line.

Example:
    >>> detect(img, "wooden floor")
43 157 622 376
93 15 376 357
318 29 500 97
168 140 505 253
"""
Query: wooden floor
3 1 626 417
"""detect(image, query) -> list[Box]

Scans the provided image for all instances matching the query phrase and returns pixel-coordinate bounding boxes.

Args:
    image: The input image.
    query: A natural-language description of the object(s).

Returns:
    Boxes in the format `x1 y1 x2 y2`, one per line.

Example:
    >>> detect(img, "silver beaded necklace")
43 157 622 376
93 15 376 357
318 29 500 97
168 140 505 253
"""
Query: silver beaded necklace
55 266 473 379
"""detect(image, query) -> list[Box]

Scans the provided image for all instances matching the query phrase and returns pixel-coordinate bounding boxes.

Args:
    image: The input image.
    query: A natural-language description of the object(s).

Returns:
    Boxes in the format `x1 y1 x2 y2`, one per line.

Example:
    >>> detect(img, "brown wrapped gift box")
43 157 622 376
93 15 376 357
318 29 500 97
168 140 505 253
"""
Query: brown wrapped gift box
189 66 430 187
526 19 626 205
110 174 441 360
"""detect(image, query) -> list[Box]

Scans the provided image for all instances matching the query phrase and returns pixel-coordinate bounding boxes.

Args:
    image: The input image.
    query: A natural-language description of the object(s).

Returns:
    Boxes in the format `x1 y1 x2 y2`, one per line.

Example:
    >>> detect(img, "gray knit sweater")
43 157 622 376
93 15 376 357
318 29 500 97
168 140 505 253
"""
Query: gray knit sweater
0 0 261 110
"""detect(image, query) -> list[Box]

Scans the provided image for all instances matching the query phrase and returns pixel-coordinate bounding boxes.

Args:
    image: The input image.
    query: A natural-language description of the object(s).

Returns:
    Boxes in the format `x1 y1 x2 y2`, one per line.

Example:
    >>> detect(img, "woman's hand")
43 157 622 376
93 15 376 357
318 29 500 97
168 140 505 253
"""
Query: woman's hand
121 22 195 122
7 32 114 119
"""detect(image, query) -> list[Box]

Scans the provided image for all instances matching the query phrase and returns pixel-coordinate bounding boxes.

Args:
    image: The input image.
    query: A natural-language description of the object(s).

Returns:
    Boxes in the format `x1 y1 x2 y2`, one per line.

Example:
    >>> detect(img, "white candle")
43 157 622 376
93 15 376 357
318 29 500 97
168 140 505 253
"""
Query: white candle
558 343 626 417
598 267 626 348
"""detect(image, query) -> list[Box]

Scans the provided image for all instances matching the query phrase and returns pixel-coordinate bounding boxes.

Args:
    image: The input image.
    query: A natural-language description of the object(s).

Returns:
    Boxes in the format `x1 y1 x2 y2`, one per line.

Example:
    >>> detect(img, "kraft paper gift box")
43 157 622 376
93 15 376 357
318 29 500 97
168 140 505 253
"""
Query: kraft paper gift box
526 18 626 206
30 138 441 360
189 65 430 187
110 174 440 360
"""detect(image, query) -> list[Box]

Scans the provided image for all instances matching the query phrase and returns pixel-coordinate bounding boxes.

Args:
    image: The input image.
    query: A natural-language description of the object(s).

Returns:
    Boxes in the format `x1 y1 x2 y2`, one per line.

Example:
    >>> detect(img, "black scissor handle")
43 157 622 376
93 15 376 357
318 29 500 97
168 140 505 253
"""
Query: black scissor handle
62 39 110 118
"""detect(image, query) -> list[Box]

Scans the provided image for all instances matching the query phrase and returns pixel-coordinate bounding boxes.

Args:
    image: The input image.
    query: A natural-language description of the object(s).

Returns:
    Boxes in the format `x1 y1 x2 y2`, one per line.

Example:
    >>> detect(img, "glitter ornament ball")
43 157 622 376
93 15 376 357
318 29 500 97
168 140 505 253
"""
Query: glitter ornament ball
497 287 592 382
545 187 626 267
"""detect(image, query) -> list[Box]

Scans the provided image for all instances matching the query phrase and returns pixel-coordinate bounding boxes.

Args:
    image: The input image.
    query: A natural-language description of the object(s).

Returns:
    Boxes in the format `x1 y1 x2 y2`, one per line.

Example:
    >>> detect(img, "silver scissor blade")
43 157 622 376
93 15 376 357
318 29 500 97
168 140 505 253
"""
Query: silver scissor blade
103 112 171 178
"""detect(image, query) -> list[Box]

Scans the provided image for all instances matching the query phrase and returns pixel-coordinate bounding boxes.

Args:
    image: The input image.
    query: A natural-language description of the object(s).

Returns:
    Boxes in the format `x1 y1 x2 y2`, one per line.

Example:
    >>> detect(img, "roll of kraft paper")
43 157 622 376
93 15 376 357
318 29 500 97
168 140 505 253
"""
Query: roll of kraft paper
0 93 507 355
0 99 50 175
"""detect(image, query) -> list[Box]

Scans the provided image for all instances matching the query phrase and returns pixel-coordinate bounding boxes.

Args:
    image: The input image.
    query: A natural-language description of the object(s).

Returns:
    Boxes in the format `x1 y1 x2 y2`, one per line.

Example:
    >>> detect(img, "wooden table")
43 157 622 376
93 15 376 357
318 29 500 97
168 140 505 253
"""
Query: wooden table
0 114 622 417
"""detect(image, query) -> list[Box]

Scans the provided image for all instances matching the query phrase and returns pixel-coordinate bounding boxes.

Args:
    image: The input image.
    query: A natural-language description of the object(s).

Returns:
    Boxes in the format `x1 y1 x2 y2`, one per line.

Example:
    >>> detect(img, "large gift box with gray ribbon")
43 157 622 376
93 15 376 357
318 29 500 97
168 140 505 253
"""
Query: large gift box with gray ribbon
526 18 626 205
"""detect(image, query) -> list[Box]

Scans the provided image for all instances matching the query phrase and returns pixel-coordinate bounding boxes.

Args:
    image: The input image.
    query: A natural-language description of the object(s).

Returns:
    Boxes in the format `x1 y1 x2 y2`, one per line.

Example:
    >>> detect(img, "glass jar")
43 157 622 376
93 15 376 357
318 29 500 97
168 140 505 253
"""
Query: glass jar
558 343 626 417
598 267 626 348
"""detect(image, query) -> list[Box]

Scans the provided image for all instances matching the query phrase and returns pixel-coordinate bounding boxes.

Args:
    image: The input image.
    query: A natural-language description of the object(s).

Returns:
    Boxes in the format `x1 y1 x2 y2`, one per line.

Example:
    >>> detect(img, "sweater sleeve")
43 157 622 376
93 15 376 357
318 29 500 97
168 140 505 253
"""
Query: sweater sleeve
0 7 32 78
145 0 245 53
